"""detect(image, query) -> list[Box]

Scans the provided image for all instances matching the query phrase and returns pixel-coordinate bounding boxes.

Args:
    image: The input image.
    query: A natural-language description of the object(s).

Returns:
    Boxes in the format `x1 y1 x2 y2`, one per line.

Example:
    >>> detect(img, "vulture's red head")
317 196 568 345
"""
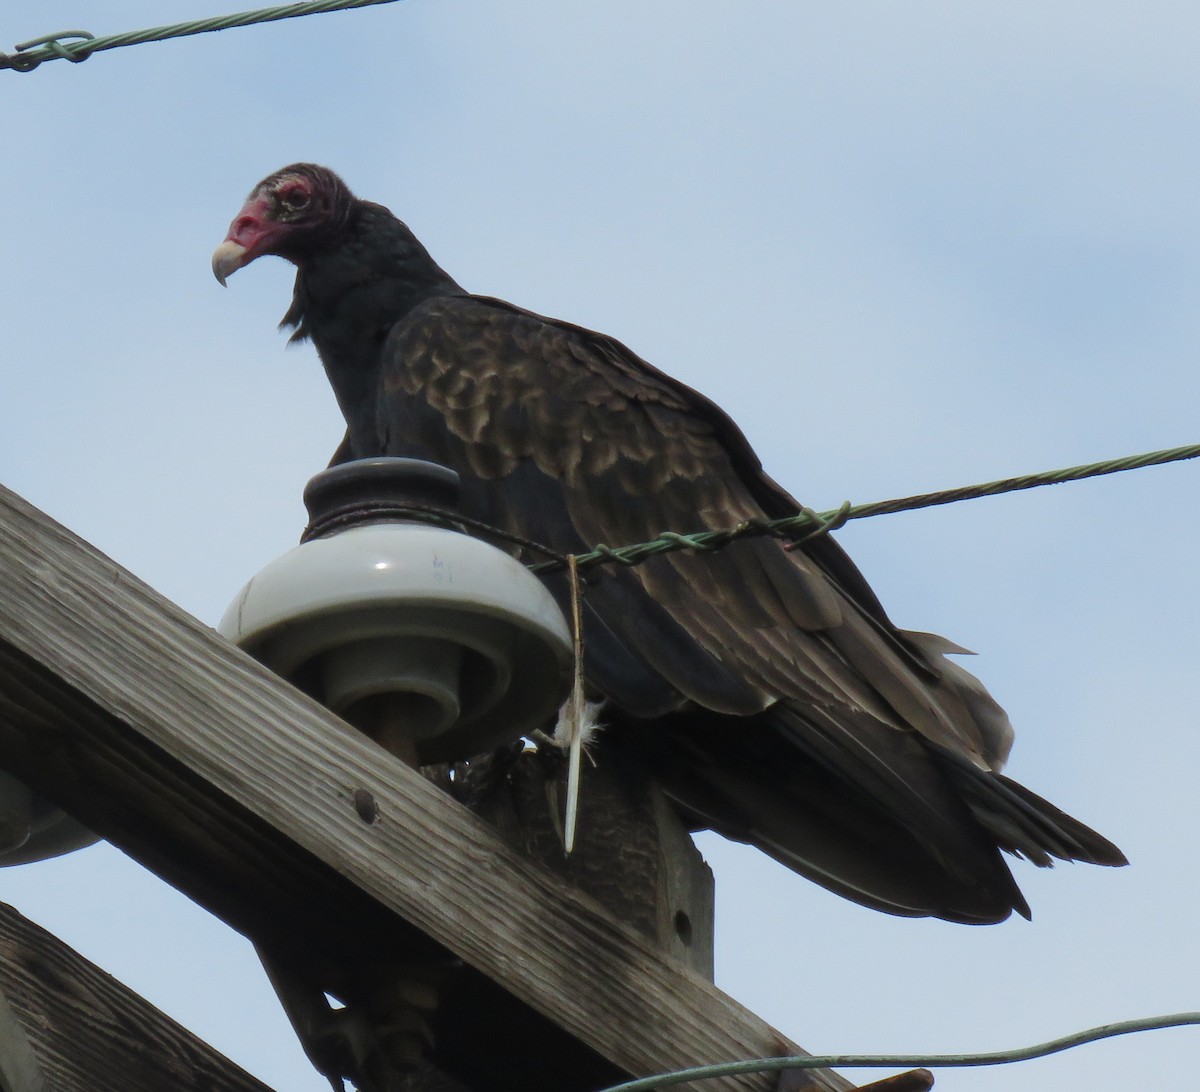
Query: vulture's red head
212 163 354 285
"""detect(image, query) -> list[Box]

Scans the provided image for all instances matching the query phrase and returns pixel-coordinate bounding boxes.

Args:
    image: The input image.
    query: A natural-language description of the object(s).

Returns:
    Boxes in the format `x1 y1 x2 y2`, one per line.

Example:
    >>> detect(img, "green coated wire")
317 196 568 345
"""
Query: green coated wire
0 0 401 72
596 1011 1200 1091
530 440 1200 575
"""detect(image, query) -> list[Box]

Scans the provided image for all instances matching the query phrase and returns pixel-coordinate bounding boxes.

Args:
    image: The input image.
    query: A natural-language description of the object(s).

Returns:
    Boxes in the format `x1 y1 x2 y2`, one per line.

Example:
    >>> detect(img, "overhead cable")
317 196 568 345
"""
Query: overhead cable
0 0 401 73
530 440 1200 575
596 1010 1200 1091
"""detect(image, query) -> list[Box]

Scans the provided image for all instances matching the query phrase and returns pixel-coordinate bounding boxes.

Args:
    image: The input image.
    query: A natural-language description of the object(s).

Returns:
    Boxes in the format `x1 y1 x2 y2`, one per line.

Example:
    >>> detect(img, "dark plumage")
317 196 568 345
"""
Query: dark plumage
214 163 1126 924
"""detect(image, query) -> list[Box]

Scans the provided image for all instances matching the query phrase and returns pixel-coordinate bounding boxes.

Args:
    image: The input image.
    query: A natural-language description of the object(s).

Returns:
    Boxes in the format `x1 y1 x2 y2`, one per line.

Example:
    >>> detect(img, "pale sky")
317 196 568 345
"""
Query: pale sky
3 3 1200 1089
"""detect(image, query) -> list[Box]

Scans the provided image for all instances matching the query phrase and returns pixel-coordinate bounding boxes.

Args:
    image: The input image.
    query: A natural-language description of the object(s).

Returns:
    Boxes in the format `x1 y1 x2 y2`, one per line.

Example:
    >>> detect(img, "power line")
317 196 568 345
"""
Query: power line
595 1011 1200 1091
528 439 1200 575
0 0 401 73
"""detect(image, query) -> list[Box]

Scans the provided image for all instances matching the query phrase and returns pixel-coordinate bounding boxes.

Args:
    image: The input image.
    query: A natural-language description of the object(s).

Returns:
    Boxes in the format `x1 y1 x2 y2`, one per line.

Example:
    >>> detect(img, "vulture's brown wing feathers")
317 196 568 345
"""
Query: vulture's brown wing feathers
370 294 1124 921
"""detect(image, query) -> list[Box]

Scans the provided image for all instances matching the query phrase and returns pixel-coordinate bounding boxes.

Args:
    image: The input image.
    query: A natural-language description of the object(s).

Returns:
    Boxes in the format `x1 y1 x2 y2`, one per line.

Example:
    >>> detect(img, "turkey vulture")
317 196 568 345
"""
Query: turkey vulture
214 163 1125 924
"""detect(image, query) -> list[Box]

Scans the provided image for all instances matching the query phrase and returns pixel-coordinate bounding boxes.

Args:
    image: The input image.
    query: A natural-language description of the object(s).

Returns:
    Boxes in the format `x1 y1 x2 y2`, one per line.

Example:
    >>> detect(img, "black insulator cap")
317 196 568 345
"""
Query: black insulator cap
301 458 462 542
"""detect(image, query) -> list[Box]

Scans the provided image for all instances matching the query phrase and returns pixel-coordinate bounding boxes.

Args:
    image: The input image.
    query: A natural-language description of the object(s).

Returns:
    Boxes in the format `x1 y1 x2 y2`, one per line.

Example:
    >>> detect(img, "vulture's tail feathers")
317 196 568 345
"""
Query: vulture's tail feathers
934 747 1128 868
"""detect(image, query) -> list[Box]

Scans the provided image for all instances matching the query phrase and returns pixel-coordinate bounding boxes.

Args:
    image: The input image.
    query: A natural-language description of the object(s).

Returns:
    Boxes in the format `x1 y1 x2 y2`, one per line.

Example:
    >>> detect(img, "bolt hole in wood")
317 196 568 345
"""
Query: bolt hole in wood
352 788 379 824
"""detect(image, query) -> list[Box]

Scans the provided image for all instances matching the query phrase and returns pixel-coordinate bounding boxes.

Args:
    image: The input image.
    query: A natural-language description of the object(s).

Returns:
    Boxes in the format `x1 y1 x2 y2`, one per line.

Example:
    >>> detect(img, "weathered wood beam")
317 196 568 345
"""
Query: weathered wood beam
0 482 852 1092
0 901 275 1092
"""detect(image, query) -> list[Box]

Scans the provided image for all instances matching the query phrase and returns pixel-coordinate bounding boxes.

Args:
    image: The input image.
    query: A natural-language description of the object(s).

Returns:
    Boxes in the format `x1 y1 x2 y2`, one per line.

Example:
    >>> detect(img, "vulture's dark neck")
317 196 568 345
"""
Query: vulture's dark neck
286 200 463 456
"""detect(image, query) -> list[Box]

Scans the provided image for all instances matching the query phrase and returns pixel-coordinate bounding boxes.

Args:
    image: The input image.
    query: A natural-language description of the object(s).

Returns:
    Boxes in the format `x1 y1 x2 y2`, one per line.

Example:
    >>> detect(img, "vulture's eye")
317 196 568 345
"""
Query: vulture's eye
278 187 310 212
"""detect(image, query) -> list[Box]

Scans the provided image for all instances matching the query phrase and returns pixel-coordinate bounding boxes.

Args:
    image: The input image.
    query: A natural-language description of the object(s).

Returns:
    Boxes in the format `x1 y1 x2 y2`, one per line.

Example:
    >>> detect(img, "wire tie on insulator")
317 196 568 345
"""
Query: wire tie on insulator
733 515 790 543
591 543 637 567
656 530 714 552
783 500 853 550
6 30 95 70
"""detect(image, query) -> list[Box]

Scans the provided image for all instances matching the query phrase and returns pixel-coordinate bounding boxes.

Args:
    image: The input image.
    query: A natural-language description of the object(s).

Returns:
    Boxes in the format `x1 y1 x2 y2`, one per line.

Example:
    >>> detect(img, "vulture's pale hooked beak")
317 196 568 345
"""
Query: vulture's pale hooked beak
212 240 248 287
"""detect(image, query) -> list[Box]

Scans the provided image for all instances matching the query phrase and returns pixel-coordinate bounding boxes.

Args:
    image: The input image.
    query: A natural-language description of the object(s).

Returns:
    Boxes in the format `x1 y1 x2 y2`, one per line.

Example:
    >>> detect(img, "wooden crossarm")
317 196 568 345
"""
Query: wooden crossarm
0 482 853 1092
